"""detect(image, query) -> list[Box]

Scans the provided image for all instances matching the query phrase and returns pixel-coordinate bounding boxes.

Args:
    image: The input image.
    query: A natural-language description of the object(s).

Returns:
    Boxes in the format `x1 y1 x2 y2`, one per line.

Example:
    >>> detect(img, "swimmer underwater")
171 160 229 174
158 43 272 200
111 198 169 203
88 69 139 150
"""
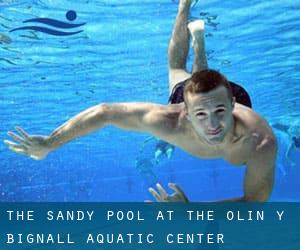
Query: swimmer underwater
4 0 277 202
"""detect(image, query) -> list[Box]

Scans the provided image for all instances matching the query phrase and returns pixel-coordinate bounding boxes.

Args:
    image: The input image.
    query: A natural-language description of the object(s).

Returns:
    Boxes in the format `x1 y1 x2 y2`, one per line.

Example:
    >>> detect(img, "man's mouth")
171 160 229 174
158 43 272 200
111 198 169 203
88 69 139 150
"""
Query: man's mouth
207 127 222 135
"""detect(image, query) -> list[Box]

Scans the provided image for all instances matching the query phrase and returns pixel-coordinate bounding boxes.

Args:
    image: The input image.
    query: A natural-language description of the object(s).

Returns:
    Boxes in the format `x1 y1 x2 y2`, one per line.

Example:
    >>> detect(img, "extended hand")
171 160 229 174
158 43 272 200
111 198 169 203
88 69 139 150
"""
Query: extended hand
148 183 189 202
4 127 51 160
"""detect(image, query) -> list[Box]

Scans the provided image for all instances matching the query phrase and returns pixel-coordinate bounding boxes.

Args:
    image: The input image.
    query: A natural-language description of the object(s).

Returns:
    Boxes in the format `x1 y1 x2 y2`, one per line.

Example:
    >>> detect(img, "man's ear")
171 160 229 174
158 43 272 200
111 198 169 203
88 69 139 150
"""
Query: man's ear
186 113 191 121
231 97 236 108
184 105 190 120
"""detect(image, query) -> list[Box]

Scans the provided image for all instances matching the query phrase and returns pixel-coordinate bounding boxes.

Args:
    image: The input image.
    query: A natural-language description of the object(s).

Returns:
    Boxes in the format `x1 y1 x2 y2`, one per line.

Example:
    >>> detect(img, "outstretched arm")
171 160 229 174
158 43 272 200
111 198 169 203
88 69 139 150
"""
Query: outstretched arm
224 135 277 202
200 135 277 202
4 103 177 160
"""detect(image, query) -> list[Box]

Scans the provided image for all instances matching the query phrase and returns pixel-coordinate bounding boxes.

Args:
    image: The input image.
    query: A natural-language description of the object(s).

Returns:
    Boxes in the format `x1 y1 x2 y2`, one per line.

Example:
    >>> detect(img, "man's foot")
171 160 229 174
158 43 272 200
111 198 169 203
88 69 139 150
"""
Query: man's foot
188 19 205 36
154 149 163 164
187 20 205 47
166 147 174 159
178 0 192 8
178 0 199 8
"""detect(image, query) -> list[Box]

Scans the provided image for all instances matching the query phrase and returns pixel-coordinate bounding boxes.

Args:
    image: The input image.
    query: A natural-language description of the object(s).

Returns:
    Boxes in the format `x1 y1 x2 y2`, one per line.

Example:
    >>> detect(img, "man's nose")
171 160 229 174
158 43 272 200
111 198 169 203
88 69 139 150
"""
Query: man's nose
208 116 219 129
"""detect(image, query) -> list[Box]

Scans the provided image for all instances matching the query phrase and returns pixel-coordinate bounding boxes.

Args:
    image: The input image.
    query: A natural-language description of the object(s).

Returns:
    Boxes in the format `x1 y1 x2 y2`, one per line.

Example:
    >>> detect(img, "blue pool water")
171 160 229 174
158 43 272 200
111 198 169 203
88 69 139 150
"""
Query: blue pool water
0 0 299 201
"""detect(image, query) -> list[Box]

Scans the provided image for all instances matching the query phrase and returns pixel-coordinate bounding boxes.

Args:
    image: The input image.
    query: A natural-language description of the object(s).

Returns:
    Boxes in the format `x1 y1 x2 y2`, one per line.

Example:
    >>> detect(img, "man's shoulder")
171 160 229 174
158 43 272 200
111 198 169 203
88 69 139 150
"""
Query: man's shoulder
229 104 276 166
146 103 185 130
233 103 275 145
234 104 270 130
142 103 188 144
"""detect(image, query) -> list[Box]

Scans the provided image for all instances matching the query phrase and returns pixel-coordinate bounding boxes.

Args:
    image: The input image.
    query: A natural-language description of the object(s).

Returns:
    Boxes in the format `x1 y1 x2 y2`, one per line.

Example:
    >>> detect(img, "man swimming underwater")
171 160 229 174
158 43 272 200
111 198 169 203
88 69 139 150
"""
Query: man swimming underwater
4 0 277 202
273 120 300 168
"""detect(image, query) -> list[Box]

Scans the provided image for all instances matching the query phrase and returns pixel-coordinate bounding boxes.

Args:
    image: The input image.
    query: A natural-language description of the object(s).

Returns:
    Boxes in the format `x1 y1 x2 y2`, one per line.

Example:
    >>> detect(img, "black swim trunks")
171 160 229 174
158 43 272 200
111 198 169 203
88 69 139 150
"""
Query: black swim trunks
168 79 252 108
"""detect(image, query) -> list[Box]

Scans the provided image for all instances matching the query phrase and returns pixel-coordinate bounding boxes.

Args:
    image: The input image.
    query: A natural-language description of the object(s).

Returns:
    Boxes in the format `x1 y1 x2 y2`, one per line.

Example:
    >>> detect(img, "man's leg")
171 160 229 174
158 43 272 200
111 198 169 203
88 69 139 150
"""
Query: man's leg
188 20 208 73
168 0 192 95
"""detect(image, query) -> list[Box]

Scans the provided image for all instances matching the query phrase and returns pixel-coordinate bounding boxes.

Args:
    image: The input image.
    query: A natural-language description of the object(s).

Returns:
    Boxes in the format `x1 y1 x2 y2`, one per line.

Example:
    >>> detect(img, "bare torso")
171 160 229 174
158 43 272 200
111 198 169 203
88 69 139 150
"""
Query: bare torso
158 103 275 166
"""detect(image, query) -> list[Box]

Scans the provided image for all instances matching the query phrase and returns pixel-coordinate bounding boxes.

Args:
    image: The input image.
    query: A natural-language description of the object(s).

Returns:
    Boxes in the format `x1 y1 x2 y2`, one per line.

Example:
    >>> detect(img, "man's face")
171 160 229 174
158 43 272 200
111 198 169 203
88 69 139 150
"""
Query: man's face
185 86 234 145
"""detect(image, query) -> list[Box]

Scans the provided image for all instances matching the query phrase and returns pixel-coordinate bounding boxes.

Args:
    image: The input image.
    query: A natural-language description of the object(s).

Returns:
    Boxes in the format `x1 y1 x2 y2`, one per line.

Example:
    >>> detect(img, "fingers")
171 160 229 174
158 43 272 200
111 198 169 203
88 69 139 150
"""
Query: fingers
6 127 31 146
148 183 188 202
7 131 28 145
4 140 25 149
12 148 27 155
4 127 31 150
15 126 30 140
30 155 42 160
168 183 188 201
156 183 168 199
4 139 17 147
4 140 27 155
148 187 161 202
148 183 170 202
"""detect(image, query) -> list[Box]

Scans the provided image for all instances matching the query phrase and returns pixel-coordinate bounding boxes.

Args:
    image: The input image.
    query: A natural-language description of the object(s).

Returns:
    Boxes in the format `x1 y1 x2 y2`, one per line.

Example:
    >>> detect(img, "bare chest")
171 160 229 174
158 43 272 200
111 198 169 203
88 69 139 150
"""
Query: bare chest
174 133 253 165
223 140 252 166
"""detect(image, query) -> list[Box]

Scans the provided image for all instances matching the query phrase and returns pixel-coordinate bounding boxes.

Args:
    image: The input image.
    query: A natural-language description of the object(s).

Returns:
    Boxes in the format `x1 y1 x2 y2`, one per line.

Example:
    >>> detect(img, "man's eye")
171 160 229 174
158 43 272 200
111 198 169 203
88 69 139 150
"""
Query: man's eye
216 109 225 114
196 112 206 116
